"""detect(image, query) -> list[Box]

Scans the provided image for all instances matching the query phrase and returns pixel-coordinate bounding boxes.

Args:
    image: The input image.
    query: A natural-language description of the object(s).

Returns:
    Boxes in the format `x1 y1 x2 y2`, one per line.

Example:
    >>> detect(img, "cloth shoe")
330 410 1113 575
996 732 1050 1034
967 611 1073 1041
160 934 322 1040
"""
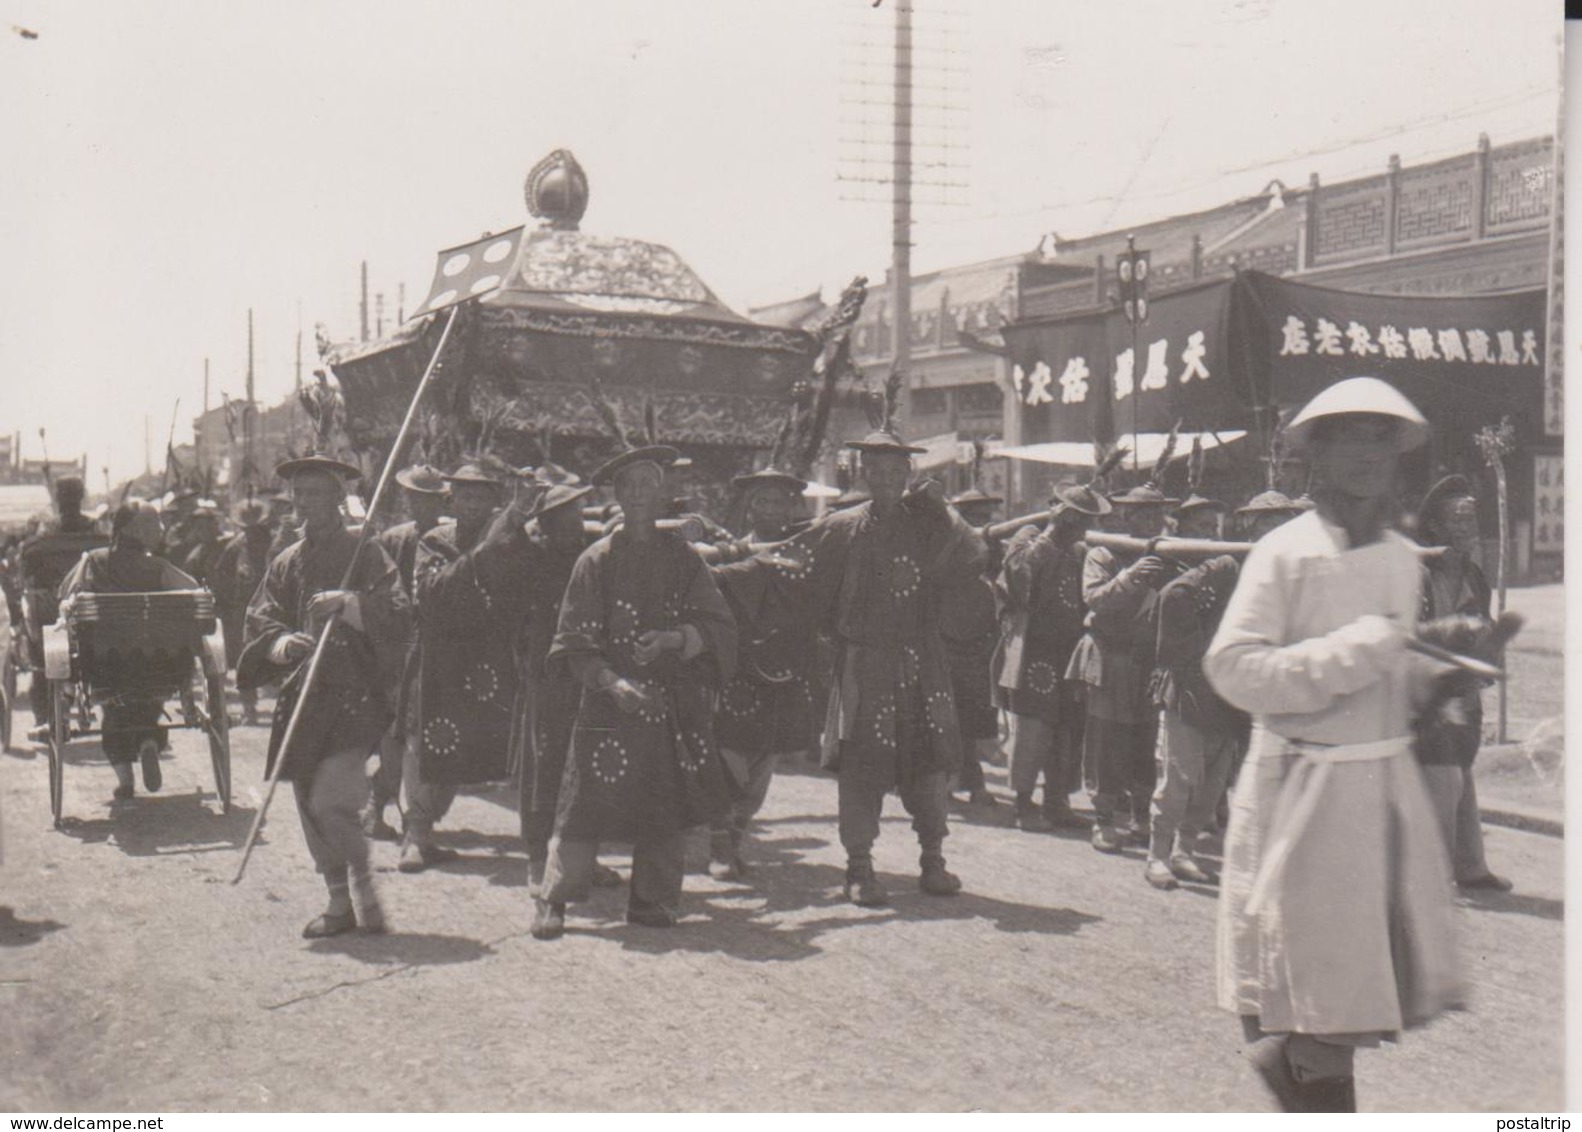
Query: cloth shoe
350 873 386 934
918 856 962 896
1457 872 1513 892
591 862 624 887
531 899 566 941
1014 796 1052 833
138 739 162 793
843 859 889 907
361 805 400 842
301 909 358 939
1090 823 1123 854
626 900 679 928
707 831 745 881
1170 853 1214 884
1042 800 1089 830
968 788 998 808
398 835 427 874
1145 859 1179 890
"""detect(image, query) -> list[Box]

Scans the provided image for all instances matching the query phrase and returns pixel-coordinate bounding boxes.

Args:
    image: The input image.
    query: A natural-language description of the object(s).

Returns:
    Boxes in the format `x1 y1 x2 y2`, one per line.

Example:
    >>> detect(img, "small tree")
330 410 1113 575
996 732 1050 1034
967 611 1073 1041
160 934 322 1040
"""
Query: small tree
1473 416 1517 742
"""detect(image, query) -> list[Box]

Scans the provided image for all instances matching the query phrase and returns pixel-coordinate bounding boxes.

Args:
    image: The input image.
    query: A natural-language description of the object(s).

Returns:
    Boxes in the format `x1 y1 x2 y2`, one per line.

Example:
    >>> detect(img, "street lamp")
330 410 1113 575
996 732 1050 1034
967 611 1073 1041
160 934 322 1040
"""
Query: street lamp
1116 235 1150 468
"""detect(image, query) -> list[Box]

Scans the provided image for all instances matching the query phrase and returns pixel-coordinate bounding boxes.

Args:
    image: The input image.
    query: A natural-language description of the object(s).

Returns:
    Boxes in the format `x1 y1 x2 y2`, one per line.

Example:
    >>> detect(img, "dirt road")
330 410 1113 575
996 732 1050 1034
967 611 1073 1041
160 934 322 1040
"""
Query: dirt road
0 692 1564 1112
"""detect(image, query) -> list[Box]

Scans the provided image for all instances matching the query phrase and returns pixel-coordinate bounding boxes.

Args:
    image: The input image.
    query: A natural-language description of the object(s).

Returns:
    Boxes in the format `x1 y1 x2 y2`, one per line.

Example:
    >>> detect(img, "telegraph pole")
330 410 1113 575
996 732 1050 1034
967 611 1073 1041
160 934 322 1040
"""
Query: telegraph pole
244 309 256 493
890 0 913 420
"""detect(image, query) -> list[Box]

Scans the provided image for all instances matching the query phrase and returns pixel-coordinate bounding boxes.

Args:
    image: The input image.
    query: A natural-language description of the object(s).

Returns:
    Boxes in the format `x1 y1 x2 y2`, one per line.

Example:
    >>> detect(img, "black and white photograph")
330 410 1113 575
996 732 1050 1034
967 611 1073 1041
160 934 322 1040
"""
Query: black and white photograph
0 0 1569 1116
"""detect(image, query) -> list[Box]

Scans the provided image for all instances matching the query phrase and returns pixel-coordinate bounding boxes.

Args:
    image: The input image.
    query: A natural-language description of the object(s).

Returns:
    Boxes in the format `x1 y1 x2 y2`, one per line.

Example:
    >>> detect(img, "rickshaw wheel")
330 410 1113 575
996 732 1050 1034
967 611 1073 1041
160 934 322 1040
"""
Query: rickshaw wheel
200 670 231 813
47 680 69 829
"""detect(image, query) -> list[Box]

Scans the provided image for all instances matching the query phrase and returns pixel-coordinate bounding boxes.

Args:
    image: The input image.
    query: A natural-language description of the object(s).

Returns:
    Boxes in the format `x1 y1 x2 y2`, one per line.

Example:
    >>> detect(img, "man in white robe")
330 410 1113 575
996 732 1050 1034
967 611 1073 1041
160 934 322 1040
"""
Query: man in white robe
1204 377 1466 1113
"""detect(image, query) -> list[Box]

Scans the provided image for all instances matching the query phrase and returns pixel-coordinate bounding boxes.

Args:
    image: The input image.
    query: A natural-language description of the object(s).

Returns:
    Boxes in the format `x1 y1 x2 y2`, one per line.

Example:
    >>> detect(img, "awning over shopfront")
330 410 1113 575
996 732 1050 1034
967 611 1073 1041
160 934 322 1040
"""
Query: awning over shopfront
0 484 50 531
996 430 1247 467
913 431 963 471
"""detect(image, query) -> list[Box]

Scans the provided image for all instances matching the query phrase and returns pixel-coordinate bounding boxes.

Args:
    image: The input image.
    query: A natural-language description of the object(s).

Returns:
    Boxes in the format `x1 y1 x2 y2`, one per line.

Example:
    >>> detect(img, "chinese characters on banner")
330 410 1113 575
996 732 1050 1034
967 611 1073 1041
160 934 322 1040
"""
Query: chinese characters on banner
998 272 1547 460
1000 279 1244 444
1241 272 1547 459
1277 315 1539 367
1010 331 1212 407
1533 454 1563 554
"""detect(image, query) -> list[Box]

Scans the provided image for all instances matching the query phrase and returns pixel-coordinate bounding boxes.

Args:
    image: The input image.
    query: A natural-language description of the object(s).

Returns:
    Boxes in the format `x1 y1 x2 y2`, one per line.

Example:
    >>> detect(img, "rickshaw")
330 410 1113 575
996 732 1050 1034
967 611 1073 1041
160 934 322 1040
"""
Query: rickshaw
41 589 231 828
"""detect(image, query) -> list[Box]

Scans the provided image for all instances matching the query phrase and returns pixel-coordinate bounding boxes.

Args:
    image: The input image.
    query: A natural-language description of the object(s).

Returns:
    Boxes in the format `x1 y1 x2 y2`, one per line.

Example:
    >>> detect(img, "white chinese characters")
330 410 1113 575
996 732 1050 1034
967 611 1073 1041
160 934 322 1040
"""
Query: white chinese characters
1276 314 1538 367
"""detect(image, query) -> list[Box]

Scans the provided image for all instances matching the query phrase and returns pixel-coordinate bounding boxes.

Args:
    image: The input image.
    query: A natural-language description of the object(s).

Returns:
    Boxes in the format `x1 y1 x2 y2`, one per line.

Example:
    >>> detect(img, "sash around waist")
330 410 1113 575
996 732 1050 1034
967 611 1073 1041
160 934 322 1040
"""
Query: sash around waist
1266 733 1412 763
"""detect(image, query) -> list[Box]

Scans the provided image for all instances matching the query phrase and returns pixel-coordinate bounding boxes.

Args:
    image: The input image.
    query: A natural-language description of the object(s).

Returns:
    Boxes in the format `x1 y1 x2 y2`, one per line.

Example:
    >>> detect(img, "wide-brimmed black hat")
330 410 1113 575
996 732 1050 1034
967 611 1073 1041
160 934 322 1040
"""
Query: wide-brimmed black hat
442 462 505 488
1419 474 1476 522
1109 483 1180 506
847 428 926 455
590 445 680 487
532 460 583 487
275 453 363 482
1236 489 1307 516
1174 492 1229 516
529 483 594 520
733 466 809 494
395 464 449 494
1050 481 1112 516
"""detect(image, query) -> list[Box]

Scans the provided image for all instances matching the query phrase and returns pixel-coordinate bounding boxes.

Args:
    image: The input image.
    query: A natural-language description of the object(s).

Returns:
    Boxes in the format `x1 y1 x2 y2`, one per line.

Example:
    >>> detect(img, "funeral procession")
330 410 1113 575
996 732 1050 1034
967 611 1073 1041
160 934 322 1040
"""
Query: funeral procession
0 0 1567 1118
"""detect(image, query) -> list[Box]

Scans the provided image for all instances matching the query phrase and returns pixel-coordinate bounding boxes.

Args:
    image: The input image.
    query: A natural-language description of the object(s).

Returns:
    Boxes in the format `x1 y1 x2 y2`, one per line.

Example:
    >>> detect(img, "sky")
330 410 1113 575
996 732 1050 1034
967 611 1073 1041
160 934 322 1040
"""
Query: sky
0 0 1561 484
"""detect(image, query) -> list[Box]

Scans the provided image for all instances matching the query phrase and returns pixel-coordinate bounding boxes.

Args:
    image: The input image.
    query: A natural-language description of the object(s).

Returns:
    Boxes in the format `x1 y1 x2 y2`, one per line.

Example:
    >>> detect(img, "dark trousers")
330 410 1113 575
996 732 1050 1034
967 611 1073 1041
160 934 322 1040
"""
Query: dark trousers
1086 712 1159 827
101 701 166 764
837 758 950 864
543 832 685 914
1009 710 1082 806
957 740 988 793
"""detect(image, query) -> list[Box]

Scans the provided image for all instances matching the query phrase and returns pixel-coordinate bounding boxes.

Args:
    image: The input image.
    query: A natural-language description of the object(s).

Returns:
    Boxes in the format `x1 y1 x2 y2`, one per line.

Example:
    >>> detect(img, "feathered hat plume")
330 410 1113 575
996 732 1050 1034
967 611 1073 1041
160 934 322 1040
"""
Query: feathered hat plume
1146 419 1182 491
1186 434 1205 496
1086 441 1130 490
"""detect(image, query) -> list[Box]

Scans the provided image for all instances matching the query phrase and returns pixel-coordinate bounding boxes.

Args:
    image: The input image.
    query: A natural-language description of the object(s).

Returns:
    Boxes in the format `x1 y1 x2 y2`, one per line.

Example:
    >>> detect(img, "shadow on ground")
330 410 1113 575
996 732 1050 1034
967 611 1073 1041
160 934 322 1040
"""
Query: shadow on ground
1457 889 1564 922
560 826 1103 963
307 930 498 967
57 790 259 857
0 905 67 947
